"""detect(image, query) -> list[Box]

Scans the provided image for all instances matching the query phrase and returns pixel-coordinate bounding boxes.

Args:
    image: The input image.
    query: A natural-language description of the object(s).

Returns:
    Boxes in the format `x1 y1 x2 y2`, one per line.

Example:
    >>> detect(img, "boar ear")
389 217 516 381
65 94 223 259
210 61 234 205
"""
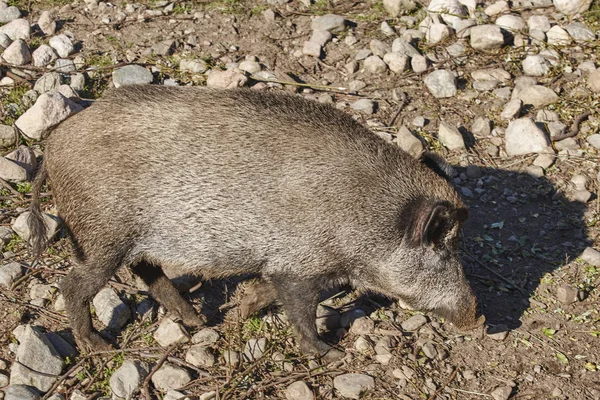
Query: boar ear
420 152 455 181
407 201 468 247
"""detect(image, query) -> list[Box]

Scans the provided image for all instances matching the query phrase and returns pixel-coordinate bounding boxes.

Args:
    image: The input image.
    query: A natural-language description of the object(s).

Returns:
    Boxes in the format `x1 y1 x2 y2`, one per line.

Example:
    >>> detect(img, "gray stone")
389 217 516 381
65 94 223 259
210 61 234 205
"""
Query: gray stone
286 381 314 400
311 14 345 32
333 373 375 399
581 247 600 266
37 11 56 36
0 6 20 23
546 26 571 45
383 53 408 74
310 30 332 47
3 385 40 400
438 122 465 150
395 126 423 157
0 372 9 386
0 225 12 245
153 318 189 347
533 152 555 169
527 15 550 32
355 49 372 60
411 54 428 73
487 324 509 341
16 91 82 140
428 0 466 25
10 325 64 392
191 328 220 346
491 386 512 400
354 336 374 353
472 117 491 137
470 25 504 51
0 32 11 49
349 316 375 335
565 22 595 42
1 39 31 65
369 39 390 58
494 87 512 99
0 157 27 182
364 55 387 74
485 1 509 16
340 309 367 328
421 342 437 358
69 73 85 93
109 361 149 399
244 338 267 361
5 145 37 178
54 58 76 73
426 23 452 44
446 42 466 58
523 55 549 76
12 211 59 242
350 99 376 114
185 345 216 368
164 390 191 400
29 283 54 300
588 69 600 93
383 0 417 16
391 37 420 57
92 287 131 331
472 68 511 82
513 85 558 108
401 314 427 331
0 262 24 288
302 41 322 58
587 134 600 149
547 121 566 138
555 137 579 151
0 18 30 40
206 69 247 89
49 34 74 58
473 80 499 91
553 0 593 15
454 19 476 38
578 61 597 72
380 21 396 36
466 165 482 179
32 45 57 67
221 350 240 367
180 59 208 73
574 190 593 203
501 99 522 120
505 118 550 156
112 65 153 88
151 363 192 391
34 72 62 94
424 69 456 98
151 40 174 56
495 15 526 32
45 332 77 359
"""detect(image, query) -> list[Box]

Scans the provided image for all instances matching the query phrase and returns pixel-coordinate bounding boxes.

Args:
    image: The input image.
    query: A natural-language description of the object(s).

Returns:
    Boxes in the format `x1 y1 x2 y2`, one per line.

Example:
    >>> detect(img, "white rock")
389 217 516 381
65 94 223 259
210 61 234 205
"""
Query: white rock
428 0 466 26
0 262 24 288
500 98 522 120
238 60 261 74
185 345 216 368
491 386 512 400
12 211 60 241
206 69 247 89
54 58 76 73
221 350 240 367
286 381 314 400
38 11 57 36
454 18 476 38
383 0 417 17
588 69 600 93
424 69 457 98
49 34 74 58
34 72 62 94
383 52 408 73
0 6 20 23
0 156 27 182
513 85 558 108
581 247 600 266
109 360 148 399
438 122 465 150
351 99 376 114
151 363 192 391
93 287 131 330
153 318 190 347
311 14 345 32
566 22 595 42
426 23 453 44
546 25 571 45
395 126 423 157
3 384 41 400
0 32 11 49
1 39 31 65
364 55 387 74
180 59 208 73
244 337 267 361
411 54 428 72
471 68 511 82
505 118 550 156
523 55 549 76
32 44 57 67
0 124 15 147
527 15 550 32
191 328 220 346
302 41 322 58
0 18 30 40
333 373 375 399
586 134 600 149
553 0 593 15
112 65 153 88
309 30 332 47
470 25 504 51
391 37 420 57
15 91 82 140
484 1 509 16
380 21 396 36
369 39 390 58
495 15 526 32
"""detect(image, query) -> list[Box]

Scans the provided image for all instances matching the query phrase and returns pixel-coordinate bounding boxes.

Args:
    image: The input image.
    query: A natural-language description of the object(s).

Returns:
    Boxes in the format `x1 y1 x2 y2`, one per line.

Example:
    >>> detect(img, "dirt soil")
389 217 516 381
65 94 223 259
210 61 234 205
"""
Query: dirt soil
1 0 600 399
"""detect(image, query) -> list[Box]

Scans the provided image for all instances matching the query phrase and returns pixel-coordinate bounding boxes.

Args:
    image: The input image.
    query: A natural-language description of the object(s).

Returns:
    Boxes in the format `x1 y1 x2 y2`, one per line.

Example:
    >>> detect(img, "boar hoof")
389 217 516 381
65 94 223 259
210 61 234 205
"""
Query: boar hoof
180 312 206 328
300 340 345 362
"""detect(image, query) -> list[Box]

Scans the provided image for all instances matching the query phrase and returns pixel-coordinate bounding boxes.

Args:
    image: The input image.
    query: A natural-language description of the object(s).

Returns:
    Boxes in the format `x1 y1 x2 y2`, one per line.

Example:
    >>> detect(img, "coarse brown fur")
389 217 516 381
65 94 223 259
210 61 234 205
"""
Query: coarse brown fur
29 85 482 356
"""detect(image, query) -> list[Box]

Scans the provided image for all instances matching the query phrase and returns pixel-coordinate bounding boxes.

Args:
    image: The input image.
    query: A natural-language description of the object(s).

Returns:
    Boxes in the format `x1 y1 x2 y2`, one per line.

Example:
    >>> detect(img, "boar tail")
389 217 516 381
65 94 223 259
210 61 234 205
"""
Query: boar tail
29 161 48 259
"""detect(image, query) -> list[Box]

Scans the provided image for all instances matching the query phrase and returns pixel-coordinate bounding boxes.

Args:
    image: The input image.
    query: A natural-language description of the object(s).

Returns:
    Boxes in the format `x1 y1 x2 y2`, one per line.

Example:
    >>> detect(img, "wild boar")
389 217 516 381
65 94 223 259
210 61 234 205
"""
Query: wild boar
29 85 484 356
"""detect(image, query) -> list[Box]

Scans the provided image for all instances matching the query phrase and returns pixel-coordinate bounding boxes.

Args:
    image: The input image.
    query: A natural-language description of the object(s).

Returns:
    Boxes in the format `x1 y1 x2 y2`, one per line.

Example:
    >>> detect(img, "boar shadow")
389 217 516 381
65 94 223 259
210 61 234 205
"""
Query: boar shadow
455 165 590 330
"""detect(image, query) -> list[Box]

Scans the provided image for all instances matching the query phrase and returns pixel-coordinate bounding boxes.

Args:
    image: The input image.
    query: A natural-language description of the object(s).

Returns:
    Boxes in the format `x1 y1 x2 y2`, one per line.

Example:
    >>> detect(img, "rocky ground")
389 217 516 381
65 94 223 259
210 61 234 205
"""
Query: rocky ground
1 0 600 399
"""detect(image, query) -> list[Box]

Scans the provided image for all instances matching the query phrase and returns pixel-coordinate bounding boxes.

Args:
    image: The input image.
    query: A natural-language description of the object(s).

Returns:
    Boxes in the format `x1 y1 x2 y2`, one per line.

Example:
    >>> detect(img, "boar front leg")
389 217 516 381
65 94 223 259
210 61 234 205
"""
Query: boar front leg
270 275 344 360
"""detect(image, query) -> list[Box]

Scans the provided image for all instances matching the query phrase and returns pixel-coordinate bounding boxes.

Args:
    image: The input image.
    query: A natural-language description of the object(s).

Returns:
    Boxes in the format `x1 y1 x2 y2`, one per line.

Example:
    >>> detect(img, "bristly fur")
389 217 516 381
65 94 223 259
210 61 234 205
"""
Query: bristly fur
29 161 48 259
30 85 481 354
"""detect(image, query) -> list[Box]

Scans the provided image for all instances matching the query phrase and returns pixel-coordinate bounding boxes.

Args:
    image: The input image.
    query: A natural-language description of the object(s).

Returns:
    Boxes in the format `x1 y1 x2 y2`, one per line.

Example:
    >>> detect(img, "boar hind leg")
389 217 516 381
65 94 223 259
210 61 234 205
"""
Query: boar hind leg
271 276 342 359
60 259 119 352
239 279 278 319
131 261 205 327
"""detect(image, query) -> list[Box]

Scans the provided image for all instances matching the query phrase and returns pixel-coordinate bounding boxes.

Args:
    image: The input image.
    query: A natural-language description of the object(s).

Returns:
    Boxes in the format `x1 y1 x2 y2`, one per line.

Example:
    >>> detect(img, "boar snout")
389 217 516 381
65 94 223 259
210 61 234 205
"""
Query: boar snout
444 294 486 332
